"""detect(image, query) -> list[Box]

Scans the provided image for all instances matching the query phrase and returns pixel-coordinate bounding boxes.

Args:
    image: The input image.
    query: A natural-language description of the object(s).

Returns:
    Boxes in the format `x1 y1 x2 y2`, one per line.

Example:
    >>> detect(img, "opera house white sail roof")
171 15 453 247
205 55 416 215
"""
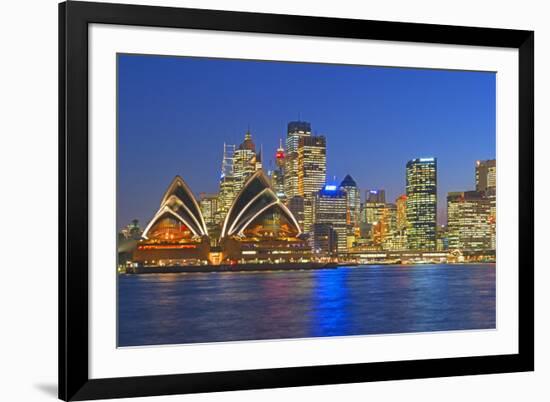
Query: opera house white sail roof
221 170 302 239
141 176 209 240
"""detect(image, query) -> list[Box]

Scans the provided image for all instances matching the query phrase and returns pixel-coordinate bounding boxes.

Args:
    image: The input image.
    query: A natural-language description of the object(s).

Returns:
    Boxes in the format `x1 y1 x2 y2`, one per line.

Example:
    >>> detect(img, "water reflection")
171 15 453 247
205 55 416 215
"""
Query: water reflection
118 264 496 347
311 269 351 336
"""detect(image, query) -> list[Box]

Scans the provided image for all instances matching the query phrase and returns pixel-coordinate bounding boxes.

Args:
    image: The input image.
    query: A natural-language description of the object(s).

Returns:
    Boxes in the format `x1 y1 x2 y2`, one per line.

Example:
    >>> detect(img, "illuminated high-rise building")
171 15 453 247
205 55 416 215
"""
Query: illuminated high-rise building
366 189 386 203
406 158 437 251
340 174 361 228
476 159 496 249
313 185 348 254
447 191 492 251
287 196 305 231
372 203 396 247
436 225 448 251
395 194 408 231
383 194 409 251
361 191 386 244
363 200 385 225
476 159 496 195
199 193 218 226
312 223 338 257
359 195 385 244
217 143 237 222
200 193 221 245
234 130 261 194
358 202 369 238
378 204 407 251
284 121 311 199
271 139 286 201
298 135 327 232
489 204 496 250
275 138 285 169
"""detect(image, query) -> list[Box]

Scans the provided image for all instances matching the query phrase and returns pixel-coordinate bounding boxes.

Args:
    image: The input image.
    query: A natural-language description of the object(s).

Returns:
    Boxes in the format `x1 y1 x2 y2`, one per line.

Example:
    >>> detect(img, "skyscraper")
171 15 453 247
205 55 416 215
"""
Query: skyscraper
447 191 492 251
395 194 408 232
312 223 338 257
287 196 305 231
271 139 286 200
284 121 311 199
366 189 386 203
217 143 237 222
363 199 386 224
275 138 285 169
233 130 260 194
298 135 327 232
200 192 221 245
476 159 496 249
199 193 219 226
375 203 397 249
313 185 348 254
340 174 361 228
436 225 449 251
406 158 437 250
475 159 496 195
362 192 386 243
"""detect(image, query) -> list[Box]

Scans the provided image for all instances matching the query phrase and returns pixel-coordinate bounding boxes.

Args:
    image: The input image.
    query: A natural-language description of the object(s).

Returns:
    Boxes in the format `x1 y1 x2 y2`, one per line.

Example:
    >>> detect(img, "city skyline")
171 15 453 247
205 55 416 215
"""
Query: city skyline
118 54 496 229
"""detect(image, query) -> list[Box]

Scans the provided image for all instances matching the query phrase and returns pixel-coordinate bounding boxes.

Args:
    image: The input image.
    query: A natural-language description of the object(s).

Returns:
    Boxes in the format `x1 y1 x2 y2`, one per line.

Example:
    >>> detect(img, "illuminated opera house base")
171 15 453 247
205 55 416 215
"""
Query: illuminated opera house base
130 171 314 269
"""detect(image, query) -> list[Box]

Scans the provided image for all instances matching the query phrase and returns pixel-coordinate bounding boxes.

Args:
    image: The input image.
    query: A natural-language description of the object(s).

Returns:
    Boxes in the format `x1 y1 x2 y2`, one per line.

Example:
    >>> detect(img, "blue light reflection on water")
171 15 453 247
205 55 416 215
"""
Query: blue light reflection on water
117 264 495 347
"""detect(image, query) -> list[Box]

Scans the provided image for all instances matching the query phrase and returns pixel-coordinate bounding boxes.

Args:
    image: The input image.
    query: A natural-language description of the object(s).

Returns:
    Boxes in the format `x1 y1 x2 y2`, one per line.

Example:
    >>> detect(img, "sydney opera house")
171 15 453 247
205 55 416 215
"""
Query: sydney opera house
132 170 311 267
132 176 211 266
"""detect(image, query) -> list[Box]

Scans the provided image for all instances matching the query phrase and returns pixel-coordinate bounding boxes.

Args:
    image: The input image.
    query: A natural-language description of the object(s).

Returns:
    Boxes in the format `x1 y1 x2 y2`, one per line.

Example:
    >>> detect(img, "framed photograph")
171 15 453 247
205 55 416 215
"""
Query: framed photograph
59 1 534 400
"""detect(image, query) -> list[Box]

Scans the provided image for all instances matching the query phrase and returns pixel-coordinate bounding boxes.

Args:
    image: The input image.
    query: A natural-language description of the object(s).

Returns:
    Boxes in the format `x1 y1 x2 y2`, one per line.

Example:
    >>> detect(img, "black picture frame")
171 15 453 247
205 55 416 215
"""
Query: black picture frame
59 1 534 400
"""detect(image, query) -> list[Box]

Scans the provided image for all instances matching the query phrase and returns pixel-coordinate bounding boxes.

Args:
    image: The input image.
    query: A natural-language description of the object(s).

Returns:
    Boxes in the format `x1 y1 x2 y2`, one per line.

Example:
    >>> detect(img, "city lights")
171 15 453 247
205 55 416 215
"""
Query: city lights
119 121 496 269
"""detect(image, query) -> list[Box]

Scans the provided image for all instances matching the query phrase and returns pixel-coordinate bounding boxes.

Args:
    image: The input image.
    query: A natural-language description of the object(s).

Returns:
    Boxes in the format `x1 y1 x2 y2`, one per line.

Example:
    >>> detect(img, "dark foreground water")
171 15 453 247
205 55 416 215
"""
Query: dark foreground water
118 264 495 347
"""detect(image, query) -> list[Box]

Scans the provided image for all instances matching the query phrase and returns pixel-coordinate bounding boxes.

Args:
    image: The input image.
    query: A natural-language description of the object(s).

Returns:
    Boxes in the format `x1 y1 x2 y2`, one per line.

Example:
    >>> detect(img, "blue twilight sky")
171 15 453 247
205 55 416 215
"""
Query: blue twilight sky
117 54 495 229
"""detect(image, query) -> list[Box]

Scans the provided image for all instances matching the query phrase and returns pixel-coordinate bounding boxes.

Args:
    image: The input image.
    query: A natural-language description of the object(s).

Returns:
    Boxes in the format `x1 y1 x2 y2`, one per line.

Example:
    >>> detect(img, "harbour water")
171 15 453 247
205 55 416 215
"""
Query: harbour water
118 263 495 347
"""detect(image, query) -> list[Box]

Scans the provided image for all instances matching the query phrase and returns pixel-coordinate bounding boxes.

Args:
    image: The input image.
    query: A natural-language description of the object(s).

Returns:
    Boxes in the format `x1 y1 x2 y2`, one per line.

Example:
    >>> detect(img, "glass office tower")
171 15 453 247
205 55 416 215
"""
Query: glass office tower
406 158 437 251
